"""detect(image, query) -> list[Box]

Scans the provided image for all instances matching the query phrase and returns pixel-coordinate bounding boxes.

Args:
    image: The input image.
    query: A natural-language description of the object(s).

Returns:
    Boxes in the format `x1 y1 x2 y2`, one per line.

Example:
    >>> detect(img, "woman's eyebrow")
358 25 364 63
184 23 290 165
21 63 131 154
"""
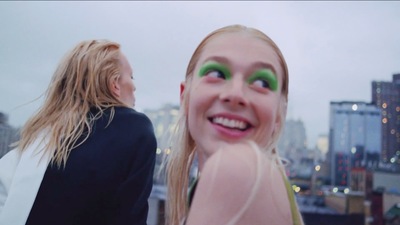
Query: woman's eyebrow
250 61 277 76
202 56 230 65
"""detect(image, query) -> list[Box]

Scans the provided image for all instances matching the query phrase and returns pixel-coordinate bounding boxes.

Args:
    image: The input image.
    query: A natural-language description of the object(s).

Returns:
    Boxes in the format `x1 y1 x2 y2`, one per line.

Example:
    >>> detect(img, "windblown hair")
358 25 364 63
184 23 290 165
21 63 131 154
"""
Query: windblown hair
18 40 128 168
166 25 303 225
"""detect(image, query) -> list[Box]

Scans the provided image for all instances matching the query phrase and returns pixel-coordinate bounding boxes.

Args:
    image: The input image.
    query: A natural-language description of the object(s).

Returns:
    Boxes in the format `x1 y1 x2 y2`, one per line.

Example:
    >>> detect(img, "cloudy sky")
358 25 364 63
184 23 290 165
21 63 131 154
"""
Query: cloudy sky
1 1 399 146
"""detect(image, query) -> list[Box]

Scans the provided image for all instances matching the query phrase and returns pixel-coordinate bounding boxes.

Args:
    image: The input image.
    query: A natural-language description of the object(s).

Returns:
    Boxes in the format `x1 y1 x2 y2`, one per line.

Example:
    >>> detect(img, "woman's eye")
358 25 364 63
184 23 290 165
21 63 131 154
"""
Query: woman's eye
247 69 278 92
199 62 231 80
205 70 226 79
252 79 271 89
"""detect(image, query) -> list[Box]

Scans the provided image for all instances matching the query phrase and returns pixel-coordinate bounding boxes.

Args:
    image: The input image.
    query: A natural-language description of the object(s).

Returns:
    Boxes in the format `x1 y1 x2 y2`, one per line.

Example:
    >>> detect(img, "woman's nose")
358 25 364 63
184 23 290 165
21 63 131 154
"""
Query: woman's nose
219 77 248 108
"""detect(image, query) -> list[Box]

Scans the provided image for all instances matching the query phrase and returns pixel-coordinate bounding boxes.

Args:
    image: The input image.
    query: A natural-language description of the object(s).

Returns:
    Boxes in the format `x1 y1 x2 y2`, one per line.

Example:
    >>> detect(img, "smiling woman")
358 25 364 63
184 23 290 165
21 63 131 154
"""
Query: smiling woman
166 24 304 225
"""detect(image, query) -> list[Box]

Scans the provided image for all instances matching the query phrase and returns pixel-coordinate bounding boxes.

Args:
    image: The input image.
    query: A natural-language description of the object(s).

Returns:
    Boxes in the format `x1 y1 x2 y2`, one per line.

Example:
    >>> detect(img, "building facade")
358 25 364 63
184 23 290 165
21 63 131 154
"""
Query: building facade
371 74 400 164
0 112 19 159
279 119 308 150
143 104 180 225
329 101 381 186
143 104 180 185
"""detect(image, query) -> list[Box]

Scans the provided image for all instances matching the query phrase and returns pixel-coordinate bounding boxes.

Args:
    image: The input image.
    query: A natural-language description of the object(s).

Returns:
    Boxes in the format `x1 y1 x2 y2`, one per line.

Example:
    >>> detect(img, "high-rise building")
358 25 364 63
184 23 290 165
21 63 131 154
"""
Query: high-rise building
328 101 381 186
371 74 400 164
0 112 19 159
316 134 329 160
278 118 308 161
143 104 180 225
144 104 179 150
143 104 180 185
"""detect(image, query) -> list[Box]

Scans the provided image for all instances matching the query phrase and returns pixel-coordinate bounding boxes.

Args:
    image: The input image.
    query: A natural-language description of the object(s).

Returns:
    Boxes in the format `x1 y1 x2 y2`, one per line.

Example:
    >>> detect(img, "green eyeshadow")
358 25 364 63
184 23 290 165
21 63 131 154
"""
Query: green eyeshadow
198 62 231 80
247 69 278 91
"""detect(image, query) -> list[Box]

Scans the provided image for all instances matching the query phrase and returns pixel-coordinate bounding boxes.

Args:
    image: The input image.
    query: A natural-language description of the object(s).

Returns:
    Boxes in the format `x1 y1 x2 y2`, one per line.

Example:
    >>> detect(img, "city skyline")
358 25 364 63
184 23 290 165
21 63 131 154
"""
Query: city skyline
1 1 400 146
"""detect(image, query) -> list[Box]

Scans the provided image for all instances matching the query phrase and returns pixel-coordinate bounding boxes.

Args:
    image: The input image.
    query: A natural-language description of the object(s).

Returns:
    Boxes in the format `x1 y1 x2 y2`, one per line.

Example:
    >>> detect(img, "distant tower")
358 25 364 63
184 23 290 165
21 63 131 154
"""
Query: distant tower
278 119 307 161
316 134 329 160
371 74 400 164
143 104 180 185
0 112 20 158
328 101 381 186
144 104 179 150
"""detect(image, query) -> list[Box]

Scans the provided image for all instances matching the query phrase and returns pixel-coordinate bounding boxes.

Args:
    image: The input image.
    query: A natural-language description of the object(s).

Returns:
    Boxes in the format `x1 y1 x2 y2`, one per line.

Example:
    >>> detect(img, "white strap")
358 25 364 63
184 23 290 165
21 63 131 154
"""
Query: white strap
0 136 50 225
0 149 21 213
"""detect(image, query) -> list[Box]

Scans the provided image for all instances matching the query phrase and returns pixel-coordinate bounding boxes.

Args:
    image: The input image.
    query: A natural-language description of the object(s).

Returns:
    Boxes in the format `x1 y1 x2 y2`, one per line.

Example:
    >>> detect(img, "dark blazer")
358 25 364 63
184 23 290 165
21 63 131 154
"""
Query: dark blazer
26 107 157 225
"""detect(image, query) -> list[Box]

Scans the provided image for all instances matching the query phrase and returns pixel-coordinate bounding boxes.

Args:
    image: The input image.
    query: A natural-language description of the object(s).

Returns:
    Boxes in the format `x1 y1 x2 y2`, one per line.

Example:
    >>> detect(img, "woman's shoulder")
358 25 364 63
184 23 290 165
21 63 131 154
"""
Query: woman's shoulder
186 144 255 224
202 142 287 193
203 142 260 183
187 142 293 225
114 107 151 120
113 107 154 128
93 107 155 144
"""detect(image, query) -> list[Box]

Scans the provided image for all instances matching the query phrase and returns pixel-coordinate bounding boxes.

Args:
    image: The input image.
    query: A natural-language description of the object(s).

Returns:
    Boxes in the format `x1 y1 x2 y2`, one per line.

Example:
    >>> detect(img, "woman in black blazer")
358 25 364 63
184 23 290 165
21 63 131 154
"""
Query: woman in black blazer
0 40 157 225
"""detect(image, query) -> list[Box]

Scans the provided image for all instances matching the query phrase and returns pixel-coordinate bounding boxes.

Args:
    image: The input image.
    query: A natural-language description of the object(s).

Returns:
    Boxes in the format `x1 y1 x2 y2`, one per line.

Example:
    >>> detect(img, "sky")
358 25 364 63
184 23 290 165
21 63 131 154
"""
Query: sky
1 1 400 147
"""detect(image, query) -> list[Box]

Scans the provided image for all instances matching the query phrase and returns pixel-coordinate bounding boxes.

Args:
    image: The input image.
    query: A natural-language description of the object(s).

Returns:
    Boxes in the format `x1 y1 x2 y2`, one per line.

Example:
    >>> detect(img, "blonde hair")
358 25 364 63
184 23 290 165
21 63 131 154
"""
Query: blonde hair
166 25 303 225
18 40 129 168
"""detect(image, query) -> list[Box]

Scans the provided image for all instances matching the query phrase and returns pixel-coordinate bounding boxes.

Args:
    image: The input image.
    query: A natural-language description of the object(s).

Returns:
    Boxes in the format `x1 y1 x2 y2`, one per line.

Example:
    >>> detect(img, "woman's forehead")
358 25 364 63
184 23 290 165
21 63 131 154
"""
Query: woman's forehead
197 32 284 77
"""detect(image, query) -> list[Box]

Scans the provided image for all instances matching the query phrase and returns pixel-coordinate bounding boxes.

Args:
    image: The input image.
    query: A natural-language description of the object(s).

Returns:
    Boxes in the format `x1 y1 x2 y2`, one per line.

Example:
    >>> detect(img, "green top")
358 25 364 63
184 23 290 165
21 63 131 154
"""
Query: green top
187 177 198 209
281 171 303 225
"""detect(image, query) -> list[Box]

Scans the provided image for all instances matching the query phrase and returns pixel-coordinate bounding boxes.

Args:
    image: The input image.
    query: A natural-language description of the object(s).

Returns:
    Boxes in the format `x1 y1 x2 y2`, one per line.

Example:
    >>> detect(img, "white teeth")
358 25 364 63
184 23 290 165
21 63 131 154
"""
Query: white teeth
212 117 247 129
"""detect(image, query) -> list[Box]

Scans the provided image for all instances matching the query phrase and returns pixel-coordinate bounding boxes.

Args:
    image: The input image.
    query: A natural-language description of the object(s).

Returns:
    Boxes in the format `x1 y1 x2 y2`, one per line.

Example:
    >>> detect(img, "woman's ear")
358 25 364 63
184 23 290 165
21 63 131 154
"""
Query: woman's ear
275 100 287 131
180 81 190 115
110 78 121 98
180 81 185 104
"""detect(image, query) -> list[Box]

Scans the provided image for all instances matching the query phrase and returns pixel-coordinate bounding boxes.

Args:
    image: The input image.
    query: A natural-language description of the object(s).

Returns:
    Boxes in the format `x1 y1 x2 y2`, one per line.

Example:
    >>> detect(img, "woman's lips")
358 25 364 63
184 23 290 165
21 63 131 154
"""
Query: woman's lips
208 115 253 139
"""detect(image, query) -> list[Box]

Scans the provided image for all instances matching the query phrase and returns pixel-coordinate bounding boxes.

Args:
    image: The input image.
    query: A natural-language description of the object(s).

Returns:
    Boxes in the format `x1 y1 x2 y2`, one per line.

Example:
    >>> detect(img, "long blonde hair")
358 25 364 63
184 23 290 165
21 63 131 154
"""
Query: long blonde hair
18 40 128 168
166 24 303 225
